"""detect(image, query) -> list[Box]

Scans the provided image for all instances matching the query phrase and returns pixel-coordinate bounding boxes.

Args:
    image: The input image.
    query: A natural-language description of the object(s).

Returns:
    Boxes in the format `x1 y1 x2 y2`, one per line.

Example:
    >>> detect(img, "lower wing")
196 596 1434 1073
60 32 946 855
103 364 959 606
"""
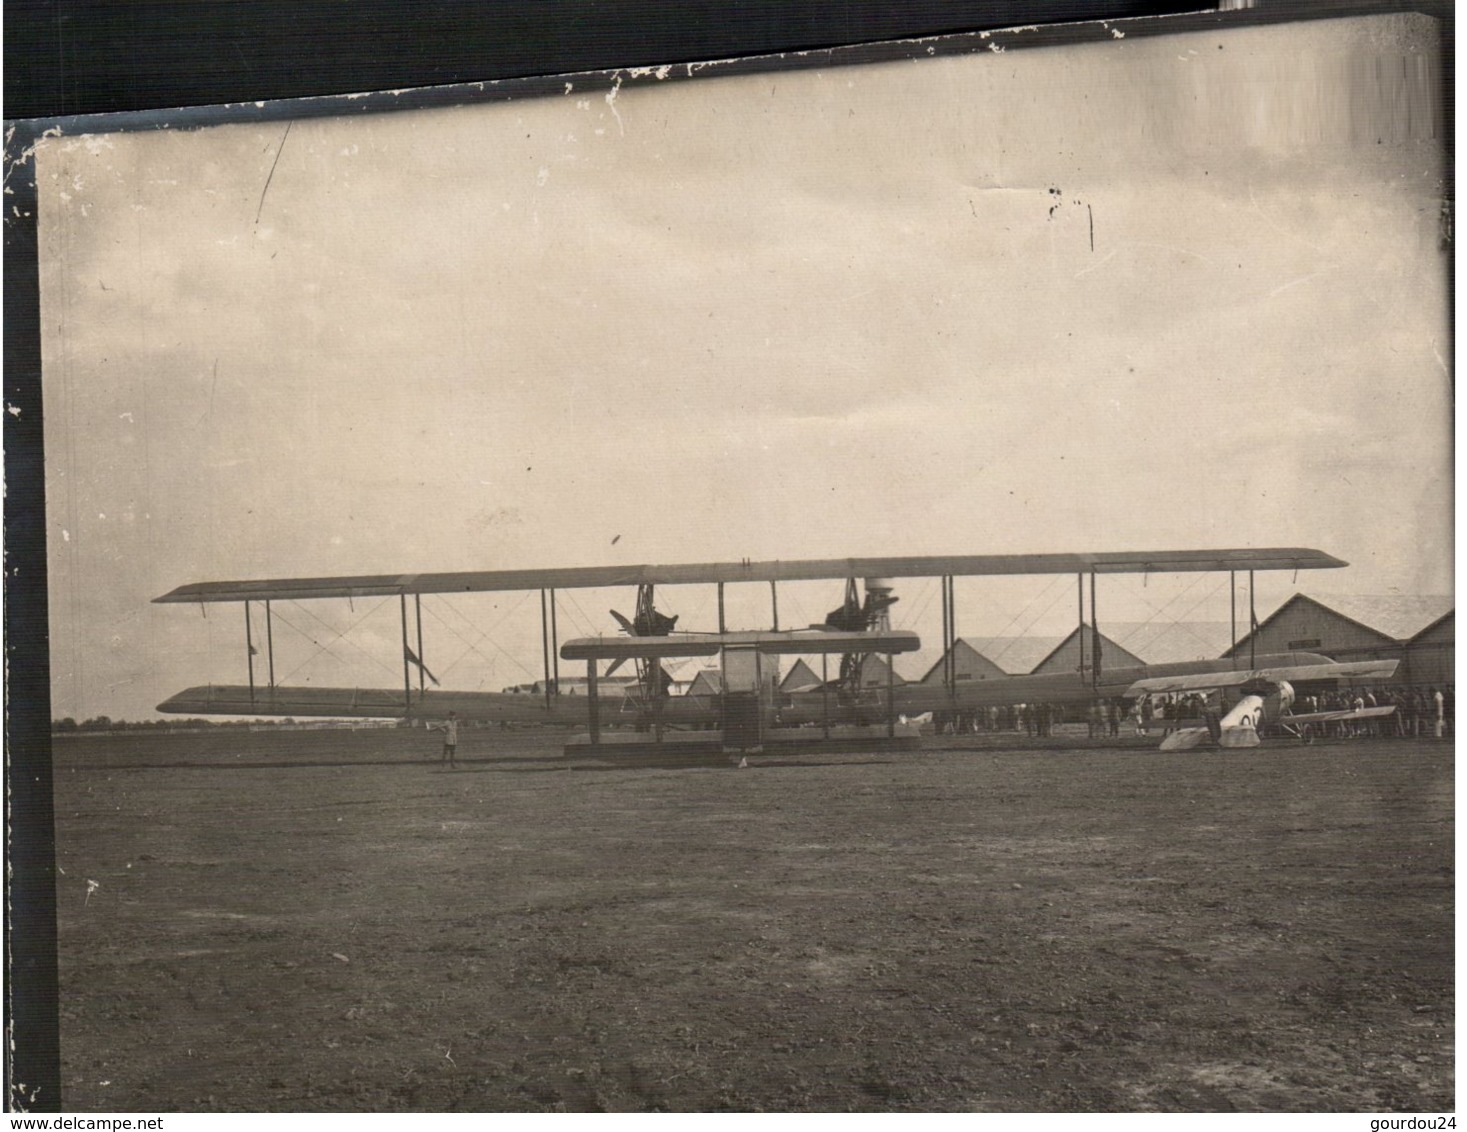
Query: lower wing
1280 705 1397 726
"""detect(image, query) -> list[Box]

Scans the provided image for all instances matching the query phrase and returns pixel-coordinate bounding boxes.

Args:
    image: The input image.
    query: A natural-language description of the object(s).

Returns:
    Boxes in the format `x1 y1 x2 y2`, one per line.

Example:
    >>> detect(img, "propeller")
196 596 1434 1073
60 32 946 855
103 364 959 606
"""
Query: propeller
605 584 678 679
821 579 899 701
608 607 678 636
822 578 898 632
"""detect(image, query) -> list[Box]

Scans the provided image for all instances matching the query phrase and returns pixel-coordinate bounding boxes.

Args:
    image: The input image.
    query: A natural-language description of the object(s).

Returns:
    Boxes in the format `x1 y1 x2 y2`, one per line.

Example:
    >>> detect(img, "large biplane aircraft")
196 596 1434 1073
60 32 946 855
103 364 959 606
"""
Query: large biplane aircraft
154 547 1393 754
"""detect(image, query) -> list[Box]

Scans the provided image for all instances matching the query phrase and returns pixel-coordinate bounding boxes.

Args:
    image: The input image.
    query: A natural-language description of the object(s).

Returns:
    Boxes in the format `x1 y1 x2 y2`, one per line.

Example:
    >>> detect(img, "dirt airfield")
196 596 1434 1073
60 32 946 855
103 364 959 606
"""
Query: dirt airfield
51 726 1452 1112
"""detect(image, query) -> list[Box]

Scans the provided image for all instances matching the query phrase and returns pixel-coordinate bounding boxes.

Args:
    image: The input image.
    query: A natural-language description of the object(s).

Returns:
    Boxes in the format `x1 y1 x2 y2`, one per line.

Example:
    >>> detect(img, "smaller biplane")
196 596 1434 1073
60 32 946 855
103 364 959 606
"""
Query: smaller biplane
1126 660 1400 750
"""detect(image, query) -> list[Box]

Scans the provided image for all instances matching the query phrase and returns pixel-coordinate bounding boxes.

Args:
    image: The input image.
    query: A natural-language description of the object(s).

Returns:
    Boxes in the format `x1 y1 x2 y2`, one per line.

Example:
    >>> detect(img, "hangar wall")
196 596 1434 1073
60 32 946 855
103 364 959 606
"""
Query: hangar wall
1225 596 1454 688
1224 596 1394 660
1031 628 1146 676
1403 614 1455 687
918 640 1010 685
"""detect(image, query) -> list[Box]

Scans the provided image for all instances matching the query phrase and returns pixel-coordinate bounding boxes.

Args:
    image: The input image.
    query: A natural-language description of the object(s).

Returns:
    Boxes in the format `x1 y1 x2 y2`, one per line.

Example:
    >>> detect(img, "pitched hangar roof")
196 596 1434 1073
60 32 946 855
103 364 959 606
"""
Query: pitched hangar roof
1245 593 1454 645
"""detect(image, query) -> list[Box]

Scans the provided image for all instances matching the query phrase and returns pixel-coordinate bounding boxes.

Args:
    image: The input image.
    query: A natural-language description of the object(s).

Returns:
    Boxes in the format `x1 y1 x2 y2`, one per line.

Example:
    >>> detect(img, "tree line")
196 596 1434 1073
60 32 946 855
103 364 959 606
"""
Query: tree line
52 716 307 732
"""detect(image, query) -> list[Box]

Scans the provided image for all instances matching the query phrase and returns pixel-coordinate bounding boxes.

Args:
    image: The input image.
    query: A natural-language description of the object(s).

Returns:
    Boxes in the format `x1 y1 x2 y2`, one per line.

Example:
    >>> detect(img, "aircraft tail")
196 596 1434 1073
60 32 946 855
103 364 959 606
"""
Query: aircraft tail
1158 727 1210 751
1157 724 1259 750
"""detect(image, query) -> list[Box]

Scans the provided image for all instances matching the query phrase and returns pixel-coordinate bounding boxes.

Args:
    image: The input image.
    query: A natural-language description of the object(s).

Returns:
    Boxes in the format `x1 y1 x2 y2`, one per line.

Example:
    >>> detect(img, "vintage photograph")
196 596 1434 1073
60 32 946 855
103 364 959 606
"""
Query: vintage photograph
27 8 1451 1112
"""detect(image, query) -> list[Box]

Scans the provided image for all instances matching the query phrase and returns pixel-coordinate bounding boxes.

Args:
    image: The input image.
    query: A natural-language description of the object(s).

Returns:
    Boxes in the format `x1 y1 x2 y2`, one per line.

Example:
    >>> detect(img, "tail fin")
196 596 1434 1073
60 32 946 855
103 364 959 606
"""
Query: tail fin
1158 727 1210 751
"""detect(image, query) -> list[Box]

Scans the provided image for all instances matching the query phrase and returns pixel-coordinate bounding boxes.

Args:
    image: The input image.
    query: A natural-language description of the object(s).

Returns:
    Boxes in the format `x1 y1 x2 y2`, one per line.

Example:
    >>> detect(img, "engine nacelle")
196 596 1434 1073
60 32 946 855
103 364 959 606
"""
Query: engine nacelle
1219 678 1295 739
1266 679 1296 724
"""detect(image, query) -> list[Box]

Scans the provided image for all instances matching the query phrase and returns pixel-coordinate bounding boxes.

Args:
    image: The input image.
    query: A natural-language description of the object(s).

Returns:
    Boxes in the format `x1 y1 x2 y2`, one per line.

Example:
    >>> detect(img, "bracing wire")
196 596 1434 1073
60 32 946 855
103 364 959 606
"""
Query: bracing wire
898 576 938 629
986 578 1073 668
434 588 532 642
422 596 538 683
271 603 401 685
959 574 1066 668
1108 572 1227 655
557 588 600 637
984 573 1064 644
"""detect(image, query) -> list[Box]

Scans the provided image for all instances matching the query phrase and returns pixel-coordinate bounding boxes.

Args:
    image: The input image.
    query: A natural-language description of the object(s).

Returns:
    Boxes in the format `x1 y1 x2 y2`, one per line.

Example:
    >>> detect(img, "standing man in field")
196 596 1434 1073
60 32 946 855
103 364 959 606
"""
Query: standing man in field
429 711 460 769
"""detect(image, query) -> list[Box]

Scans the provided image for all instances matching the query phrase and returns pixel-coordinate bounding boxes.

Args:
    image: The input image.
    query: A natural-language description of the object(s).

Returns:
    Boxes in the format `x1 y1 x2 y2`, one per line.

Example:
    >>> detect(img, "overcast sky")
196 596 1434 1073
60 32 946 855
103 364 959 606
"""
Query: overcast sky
37 13 1449 720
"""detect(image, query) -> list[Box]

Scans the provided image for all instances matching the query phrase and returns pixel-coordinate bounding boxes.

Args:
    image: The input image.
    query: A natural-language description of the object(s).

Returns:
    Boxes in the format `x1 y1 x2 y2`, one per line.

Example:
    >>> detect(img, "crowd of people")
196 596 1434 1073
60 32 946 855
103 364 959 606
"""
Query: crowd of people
927 684 1454 741
1290 684 1453 740
931 700 1128 737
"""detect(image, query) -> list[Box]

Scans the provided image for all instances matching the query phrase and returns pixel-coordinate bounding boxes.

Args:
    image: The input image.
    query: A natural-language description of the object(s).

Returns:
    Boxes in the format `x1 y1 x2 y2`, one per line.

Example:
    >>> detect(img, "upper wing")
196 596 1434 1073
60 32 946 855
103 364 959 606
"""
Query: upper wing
1124 658 1399 696
154 548 1346 603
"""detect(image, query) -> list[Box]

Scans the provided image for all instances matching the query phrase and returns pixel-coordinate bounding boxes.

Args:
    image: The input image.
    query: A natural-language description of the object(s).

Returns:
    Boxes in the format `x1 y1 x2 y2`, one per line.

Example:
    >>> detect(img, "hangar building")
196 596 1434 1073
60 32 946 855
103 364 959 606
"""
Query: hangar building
780 659 822 693
1224 594 1454 687
913 622 1233 683
916 639 1011 686
1029 628 1145 675
855 654 903 689
686 669 723 697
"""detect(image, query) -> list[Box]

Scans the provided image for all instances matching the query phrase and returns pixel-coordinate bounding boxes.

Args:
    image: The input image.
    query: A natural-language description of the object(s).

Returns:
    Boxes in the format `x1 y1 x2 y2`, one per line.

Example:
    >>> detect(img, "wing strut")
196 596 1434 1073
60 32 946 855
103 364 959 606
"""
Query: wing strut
586 658 601 746
821 653 831 739
950 574 962 697
415 594 425 697
1230 571 1237 665
1076 573 1085 677
537 587 561 708
399 594 411 712
886 646 896 737
940 577 949 695
1249 569 1258 669
265 599 276 694
536 587 561 707
941 575 957 700
540 589 551 710
245 600 256 707
1091 569 1102 689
